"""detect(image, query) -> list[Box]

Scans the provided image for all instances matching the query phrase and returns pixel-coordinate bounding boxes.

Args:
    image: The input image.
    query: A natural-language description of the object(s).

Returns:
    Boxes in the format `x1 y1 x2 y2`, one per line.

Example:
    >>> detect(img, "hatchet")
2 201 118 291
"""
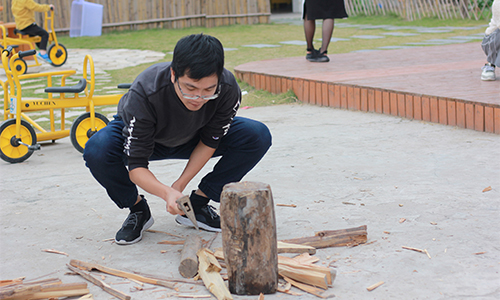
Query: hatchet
176 195 199 230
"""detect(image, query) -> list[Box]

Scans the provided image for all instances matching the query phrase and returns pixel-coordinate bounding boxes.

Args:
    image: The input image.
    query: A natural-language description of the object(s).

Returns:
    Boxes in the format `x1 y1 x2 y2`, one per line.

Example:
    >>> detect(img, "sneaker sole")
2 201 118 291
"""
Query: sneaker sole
481 76 496 81
175 215 221 233
115 216 154 245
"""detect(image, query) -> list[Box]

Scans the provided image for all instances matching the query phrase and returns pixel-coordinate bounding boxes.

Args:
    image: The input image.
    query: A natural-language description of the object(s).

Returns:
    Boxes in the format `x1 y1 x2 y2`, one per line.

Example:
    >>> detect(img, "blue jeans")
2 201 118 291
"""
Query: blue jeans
83 116 272 209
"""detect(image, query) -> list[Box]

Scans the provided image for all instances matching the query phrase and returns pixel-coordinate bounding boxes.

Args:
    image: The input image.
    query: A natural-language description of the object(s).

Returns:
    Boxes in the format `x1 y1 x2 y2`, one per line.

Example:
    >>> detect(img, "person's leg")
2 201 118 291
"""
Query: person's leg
84 118 138 208
198 116 272 202
304 16 316 51
319 18 334 54
21 24 49 53
84 117 153 244
481 28 500 81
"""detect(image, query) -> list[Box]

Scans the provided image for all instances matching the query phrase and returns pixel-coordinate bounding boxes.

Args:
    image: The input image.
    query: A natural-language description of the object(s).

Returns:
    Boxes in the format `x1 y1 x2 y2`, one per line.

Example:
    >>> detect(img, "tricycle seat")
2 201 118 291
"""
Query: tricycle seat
44 78 87 93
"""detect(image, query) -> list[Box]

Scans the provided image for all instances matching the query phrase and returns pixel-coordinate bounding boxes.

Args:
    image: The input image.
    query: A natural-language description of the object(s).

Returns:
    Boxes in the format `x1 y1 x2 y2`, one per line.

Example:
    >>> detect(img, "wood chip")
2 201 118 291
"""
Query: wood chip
430 222 437 225
482 186 492 192
474 251 486 255
276 203 297 207
42 249 69 256
342 202 356 205
402 246 431 259
366 281 384 291
399 218 406 223
258 292 265 300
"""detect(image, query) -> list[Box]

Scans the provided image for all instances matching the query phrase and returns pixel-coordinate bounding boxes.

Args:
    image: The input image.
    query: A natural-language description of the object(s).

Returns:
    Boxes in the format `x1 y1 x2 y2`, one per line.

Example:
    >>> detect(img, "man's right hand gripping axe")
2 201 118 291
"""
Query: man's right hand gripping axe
176 195 199 230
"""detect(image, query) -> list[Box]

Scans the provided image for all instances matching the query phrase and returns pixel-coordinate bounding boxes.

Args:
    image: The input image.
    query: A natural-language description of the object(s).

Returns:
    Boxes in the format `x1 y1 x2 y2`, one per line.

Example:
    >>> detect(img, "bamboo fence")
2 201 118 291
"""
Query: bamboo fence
344 0 494 21
0 0 271 32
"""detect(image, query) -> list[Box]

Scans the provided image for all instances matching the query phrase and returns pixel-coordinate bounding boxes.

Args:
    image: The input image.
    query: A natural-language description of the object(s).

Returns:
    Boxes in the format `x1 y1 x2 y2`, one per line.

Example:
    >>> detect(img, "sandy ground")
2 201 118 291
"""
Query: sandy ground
1 103 499 299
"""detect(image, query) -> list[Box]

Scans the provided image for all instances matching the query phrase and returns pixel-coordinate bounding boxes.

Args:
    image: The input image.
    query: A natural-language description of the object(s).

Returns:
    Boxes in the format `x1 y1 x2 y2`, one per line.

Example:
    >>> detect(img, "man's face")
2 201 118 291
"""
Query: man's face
171 70 219 111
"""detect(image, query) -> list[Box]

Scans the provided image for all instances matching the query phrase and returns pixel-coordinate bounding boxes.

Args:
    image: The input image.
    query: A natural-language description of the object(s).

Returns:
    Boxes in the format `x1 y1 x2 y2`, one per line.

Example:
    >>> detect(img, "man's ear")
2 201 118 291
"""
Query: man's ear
170 67 175 84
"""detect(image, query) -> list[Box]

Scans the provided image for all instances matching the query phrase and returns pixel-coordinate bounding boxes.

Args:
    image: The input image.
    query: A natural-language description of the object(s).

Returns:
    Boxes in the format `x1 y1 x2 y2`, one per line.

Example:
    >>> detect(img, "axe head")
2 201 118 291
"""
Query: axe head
176 195 199 230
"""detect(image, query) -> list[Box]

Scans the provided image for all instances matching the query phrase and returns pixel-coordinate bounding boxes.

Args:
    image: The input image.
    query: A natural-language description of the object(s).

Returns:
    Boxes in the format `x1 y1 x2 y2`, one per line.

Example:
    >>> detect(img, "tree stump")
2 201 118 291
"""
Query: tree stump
220 181 278 295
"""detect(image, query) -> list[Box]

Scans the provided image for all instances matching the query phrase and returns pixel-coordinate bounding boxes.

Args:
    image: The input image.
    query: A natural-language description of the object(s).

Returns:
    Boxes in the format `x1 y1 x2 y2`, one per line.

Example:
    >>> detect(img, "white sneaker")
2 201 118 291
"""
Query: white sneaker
481 63 496 81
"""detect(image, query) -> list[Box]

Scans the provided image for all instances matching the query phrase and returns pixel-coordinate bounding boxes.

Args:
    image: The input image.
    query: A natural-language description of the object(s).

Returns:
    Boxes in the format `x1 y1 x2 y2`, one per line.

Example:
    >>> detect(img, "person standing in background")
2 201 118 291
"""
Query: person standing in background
303 0 348 62
481 0 499 81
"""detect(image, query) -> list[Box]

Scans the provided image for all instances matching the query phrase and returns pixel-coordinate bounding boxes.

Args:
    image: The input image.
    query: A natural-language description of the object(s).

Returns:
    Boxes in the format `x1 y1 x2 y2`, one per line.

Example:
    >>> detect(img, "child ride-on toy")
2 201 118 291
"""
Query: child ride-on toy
0 46 127 163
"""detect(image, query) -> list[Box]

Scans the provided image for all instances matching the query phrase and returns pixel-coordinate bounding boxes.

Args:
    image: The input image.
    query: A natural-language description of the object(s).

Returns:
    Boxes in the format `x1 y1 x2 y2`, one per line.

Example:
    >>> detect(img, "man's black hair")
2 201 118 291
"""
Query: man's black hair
171 33 224 81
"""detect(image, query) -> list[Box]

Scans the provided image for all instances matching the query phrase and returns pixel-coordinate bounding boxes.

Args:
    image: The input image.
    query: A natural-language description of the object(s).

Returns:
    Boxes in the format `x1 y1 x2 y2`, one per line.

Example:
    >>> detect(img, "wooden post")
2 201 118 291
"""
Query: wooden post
179 235 203 278
220 181 278 295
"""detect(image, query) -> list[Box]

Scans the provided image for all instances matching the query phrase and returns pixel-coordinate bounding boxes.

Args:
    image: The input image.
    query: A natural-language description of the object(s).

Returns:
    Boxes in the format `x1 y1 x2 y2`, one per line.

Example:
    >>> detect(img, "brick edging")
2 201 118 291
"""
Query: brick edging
235 71 500 134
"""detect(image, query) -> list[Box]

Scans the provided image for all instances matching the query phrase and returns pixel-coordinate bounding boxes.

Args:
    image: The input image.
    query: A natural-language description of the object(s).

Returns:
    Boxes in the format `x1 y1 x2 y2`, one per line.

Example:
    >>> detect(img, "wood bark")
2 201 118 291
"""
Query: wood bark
220 181 278 295
280 225 367 248
179 235 203 278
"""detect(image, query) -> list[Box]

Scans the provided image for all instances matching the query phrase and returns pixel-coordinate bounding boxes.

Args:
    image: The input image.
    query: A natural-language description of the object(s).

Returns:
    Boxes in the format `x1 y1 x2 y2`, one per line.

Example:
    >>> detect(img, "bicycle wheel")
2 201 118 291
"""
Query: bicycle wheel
11 58 28 75
70 112 109 153
47 43 68 67
0 119 37 163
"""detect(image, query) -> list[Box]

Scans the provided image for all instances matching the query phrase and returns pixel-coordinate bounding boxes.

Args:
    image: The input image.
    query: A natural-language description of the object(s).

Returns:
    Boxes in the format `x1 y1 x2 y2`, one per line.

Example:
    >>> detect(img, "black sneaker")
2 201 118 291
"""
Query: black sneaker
115 199 154 245
175 204 221 232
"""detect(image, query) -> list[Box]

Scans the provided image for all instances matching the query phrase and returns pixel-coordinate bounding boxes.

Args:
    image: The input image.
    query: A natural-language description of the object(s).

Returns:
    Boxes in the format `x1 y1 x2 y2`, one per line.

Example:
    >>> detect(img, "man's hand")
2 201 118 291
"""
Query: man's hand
166 190 185 216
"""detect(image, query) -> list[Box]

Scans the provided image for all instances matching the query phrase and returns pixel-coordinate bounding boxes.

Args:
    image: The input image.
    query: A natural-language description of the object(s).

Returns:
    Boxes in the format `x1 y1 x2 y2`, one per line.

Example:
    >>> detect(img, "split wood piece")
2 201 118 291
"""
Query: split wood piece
278 264 328 290
67 264 130 300
277 241 316 255
158 240 185 245
0 278 24 288
70 259 177 290
281 275 330 299
278 255 335 286
179 235 203 278
196 248 232 300
220 181 278 295
292 253 320 265
1 282 90 300
366 281 384 291
280 225 368 248
0 284 41 300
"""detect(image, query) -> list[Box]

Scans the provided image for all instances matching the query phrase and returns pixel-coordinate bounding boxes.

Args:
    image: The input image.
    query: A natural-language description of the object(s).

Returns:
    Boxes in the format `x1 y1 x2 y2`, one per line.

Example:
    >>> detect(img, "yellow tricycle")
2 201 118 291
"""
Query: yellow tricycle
0 8 68 74
1 46 127 163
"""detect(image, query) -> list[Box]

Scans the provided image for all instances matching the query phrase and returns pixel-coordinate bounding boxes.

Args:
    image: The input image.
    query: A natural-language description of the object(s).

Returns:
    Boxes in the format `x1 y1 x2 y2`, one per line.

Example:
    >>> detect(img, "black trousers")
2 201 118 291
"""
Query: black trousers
20 23 49 50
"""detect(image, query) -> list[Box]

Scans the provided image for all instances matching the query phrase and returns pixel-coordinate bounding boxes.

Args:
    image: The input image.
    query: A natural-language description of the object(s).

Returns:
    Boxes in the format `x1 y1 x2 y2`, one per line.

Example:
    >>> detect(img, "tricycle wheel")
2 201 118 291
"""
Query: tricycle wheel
0 119 37 163
47 43 68 67
70 112 109 153
11 58 28 75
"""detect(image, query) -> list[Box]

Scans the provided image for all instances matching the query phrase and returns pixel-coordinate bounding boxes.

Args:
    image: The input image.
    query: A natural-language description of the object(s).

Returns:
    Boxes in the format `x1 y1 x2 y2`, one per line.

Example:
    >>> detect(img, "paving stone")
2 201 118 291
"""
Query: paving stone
351 35 385 39
382 32 420 36
279 40 307 45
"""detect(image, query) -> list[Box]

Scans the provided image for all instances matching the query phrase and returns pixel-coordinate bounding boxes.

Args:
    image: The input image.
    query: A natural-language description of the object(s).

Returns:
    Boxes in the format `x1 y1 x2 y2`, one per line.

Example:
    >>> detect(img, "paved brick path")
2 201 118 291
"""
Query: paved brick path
235 42 500 134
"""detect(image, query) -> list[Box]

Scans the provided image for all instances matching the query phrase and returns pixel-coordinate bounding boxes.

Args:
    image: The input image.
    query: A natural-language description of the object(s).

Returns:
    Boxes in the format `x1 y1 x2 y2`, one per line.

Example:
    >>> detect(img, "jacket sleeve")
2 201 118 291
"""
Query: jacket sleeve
119 87 157 170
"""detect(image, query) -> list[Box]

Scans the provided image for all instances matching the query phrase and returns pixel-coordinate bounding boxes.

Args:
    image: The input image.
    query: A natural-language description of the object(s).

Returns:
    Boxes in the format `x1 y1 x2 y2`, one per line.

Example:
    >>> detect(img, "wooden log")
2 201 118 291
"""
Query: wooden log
179 235 203 278
277 241 316 255
220 181 278 295
197 248 233 300
280 225 367 248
